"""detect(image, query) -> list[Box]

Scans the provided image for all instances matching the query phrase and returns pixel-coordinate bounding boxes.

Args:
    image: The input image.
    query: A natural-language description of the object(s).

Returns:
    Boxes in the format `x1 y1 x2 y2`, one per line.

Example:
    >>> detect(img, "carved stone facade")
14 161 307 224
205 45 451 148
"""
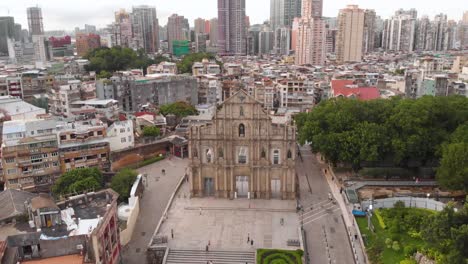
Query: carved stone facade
189 90 296 200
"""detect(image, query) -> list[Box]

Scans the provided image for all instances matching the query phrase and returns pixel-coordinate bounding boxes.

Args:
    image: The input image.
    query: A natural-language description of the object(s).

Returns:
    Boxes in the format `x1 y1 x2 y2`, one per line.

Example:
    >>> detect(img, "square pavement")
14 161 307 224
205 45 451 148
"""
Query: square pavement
157 183 301 251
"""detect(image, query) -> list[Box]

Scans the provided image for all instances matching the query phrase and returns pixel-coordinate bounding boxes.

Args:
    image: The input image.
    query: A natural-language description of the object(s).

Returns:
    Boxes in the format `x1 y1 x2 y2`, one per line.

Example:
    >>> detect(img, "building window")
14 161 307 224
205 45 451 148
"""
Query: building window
218 148 224 158
239 124 245 137
51 152 58 157
60 135 67 140
42 153 48 158
240 106 244 116
5 157 15 163
8 179 18 185
52 162 59 167
287 150 292 159
261 148 266 158
97 131 103 135
7 168 17 175
128 136 132 142
120 128 125 133
121 137 126 143
273 150 280 165
238 147 247 164
193 148 198 158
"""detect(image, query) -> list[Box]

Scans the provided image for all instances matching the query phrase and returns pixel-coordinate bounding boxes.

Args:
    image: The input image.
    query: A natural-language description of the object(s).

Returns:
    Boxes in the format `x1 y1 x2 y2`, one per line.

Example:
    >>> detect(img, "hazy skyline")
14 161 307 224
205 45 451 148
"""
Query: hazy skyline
2 0 465 31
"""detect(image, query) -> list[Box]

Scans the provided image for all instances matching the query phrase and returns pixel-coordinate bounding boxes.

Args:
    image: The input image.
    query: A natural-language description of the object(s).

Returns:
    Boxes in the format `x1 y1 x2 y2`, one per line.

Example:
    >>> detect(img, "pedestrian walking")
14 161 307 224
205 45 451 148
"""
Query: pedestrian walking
247 233 250 243
251 240 254 246
328 192 332 201
340 187 343 194
206 245 209 252
162 169 165 175
199 207 202 215
208 240 211 246
171 229 174 239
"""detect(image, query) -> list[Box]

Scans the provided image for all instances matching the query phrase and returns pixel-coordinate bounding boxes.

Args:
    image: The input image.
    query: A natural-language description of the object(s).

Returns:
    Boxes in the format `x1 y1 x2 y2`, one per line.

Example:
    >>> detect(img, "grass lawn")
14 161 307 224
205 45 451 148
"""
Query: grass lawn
356 208 432 264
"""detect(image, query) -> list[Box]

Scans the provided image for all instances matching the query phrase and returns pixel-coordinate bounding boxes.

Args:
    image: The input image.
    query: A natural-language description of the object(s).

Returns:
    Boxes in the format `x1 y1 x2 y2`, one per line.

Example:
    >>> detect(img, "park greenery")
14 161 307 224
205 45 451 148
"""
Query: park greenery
256 249 303 264
142 126 161 137
176 52 220 74
84 47 157 78
357 200 468 264
159 101 198 117
295 95 468 191
110 168 138 201
52 167 103 196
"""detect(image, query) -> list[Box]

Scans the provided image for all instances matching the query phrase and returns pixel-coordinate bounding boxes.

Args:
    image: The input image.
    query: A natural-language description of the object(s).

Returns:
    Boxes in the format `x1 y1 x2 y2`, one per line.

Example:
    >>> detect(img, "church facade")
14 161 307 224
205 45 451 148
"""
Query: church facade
188 90 297 200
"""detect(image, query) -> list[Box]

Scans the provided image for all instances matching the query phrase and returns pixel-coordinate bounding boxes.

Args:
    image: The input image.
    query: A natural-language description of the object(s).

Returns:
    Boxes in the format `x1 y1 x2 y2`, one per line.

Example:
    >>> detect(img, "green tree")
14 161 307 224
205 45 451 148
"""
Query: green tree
159 101 198 117
142 126 161 137
175 52 220 74
111 168 138 201
52 167 103 196
84 47 157 77
436 143 468 192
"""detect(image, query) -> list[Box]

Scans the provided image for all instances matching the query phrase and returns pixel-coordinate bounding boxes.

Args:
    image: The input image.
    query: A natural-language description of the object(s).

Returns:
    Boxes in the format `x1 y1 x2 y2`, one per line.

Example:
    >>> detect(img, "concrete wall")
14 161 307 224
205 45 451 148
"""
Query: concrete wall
110 140 171 171
39 235 87 258
120 196 140 246
361 197 446 211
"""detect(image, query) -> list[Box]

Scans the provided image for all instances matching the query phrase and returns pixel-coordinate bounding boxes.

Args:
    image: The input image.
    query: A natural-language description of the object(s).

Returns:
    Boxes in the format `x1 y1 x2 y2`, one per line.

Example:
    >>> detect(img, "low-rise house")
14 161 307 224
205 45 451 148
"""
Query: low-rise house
106 120 134 152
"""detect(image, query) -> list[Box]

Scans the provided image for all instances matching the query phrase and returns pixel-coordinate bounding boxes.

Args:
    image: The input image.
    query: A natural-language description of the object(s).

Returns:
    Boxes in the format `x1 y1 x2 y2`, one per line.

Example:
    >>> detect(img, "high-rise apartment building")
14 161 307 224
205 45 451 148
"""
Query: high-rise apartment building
27 7 44 37
274 27 291 55
363 10 376 54
194 18 207 34
270 0 301 31
131 5 159 53
336 5 365 63
32 35 52 62
0 17 15 56
382 9 416 52
210 18 219 48
167 14 189 54
218 0 247 55
259 24 275 55
76 33 101 57
114 9 133 48
295 0 326 65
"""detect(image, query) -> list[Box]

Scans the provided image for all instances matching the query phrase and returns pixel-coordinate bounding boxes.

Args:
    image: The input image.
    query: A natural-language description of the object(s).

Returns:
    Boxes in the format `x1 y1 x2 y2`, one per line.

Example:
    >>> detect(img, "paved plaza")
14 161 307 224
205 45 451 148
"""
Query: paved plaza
122 157 189 264
158 182 301 251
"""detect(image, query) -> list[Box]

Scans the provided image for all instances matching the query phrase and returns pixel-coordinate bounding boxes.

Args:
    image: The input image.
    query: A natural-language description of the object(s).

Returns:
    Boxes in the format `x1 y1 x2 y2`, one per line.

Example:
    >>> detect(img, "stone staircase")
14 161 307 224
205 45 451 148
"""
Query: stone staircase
165 249 255 264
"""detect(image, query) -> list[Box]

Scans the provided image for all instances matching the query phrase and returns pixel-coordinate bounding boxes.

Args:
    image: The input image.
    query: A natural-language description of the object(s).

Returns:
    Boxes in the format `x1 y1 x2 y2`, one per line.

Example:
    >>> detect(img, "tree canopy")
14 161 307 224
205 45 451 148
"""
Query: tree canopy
52 167 103 196
142 126 161 137
296 96 468 182
159 101 198 117
110 168 138 201
176 52 220 74
84 47 156 77
436 123 468 192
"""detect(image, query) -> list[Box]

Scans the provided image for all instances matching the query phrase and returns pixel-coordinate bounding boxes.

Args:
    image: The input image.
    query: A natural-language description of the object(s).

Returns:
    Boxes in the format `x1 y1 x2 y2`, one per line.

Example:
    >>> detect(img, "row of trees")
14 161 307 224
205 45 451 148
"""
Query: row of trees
159 101 198 118
295 95 468 191
84 47 219 78
52 167 138 202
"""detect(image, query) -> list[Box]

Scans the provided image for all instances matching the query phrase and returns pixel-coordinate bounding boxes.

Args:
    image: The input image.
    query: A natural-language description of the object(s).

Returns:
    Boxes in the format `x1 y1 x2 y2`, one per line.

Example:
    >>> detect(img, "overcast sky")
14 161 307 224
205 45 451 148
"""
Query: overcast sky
2 0 465 31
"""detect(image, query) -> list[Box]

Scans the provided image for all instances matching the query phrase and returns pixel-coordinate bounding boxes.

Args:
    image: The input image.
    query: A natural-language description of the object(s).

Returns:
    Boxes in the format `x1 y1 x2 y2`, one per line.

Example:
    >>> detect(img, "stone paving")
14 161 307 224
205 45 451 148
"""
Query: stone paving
121 157 189 264
158 182 301 251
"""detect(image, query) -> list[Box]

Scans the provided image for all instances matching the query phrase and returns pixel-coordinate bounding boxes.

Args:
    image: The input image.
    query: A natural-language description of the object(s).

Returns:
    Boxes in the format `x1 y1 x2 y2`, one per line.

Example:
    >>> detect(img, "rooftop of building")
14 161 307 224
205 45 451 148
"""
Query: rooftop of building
21 254 85 264
0 189 38 222
0 96 46 117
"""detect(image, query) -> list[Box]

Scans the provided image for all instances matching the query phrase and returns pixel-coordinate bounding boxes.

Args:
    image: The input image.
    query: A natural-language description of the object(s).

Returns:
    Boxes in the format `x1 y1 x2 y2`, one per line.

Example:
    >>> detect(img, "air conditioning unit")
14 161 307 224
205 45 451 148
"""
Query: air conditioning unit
77 244 83 250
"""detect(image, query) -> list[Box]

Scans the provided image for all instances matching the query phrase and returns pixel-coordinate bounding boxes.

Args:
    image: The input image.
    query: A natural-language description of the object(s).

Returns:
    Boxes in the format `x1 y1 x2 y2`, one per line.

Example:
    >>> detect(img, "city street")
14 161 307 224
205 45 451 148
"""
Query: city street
121 157 189 264
297 145 354 264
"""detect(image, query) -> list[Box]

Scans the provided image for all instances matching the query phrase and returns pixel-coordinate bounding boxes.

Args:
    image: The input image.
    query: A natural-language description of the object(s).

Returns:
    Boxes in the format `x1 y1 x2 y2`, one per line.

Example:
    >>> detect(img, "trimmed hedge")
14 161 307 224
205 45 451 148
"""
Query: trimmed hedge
375 210 386 229
124 155 166 170
257 249 303 264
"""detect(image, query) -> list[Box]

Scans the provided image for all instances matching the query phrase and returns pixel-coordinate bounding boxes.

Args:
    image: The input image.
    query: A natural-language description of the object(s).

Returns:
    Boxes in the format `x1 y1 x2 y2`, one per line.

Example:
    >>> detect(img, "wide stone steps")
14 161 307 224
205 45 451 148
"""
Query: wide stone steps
166 249 255 264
